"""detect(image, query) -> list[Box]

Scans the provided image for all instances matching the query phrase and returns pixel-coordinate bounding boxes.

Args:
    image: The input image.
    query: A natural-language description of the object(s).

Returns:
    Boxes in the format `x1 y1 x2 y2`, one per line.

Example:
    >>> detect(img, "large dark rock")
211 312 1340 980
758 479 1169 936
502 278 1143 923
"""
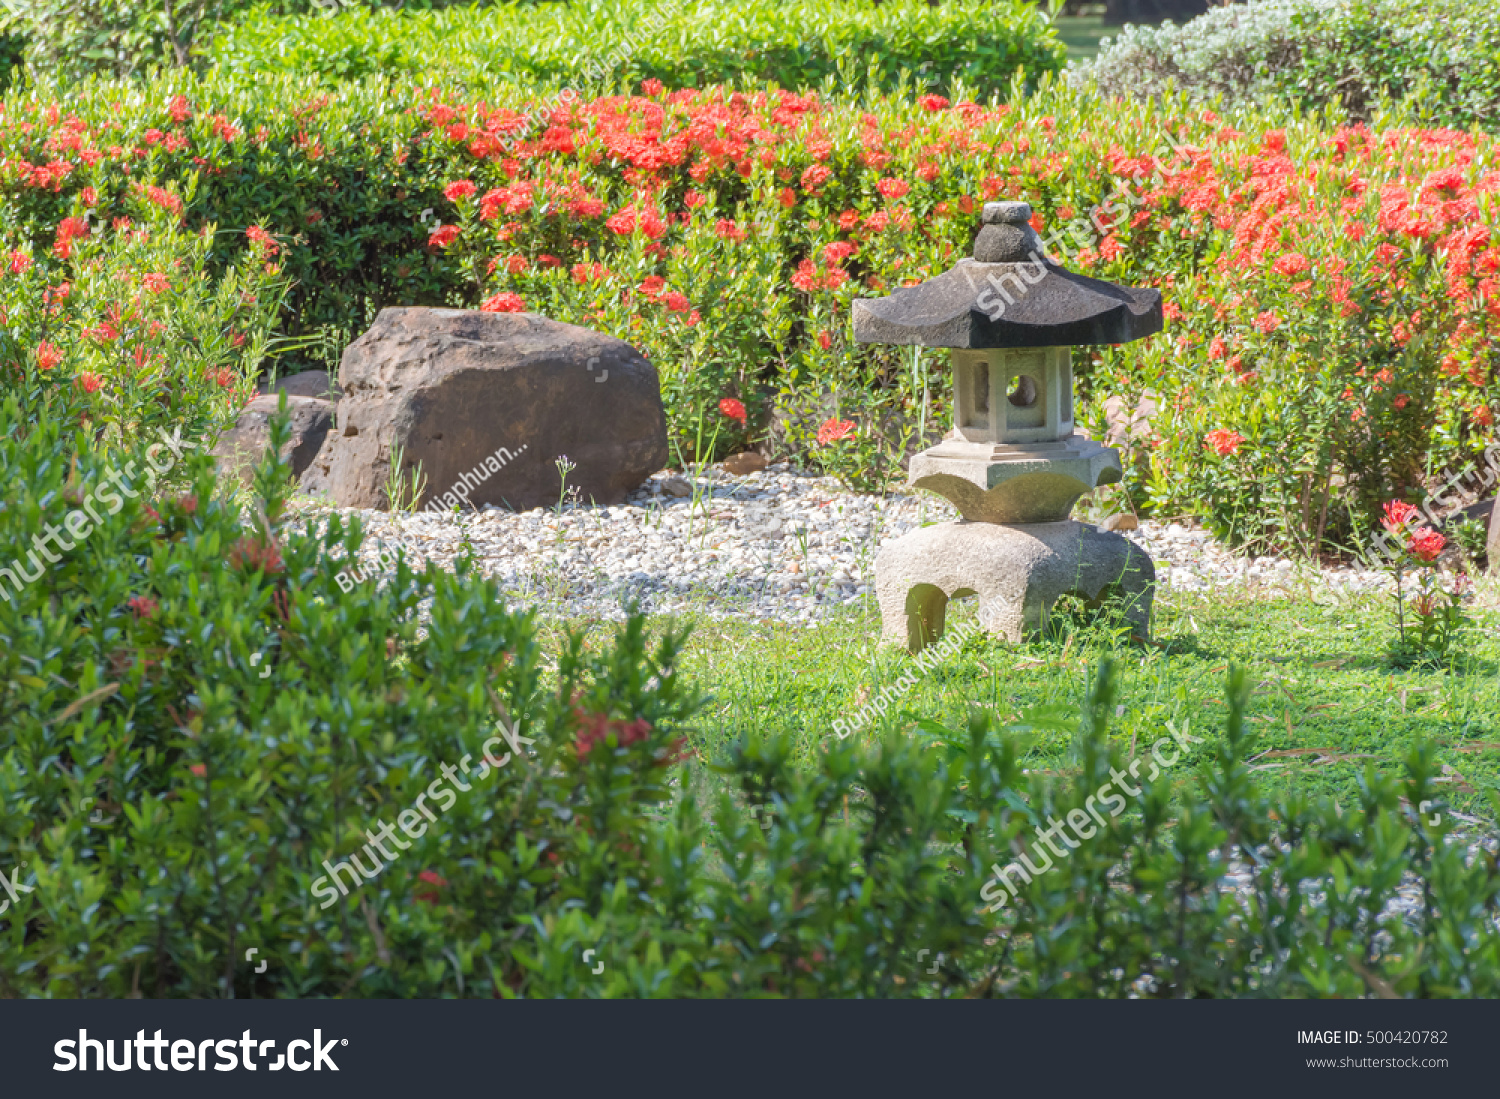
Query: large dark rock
212 391 334 485
305 308 668 512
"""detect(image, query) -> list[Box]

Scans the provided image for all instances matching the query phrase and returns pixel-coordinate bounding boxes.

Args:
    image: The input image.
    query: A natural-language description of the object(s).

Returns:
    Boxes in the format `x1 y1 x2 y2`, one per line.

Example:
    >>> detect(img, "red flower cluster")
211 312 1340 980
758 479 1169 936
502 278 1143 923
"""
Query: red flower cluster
1382 499 1446 560
1381 499 1421 532
817 417 856 445
227 536 284 575
1204 429 1245 456
126 594 158 618
245 224 278 255
574 711 653 759
1409 527 1446 561
443 179 477 202
415 869 449 904
480 291 525 313
427 224 461 249
719 397 747 425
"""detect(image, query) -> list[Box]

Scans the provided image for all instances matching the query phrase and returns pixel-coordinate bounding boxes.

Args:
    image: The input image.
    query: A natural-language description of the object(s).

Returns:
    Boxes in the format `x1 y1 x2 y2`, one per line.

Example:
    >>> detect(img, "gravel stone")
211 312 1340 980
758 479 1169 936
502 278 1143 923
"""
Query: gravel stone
291 462 1403 625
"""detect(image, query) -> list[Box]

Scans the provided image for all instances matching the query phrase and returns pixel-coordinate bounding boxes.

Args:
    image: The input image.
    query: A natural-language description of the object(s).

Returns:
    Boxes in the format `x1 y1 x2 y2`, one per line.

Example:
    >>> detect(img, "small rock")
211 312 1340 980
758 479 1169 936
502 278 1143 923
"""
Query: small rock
723 451 768 476
261 368 340 401
1099 512 1139 532
662 477 693 497
214 393 333 485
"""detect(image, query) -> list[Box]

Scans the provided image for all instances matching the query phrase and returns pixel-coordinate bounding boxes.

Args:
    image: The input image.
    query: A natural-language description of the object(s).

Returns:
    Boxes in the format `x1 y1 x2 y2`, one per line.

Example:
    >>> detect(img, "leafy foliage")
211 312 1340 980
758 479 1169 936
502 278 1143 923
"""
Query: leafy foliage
1 418 1495 998
1085 0 1500 130
0 180 286 457
206 0 1066 100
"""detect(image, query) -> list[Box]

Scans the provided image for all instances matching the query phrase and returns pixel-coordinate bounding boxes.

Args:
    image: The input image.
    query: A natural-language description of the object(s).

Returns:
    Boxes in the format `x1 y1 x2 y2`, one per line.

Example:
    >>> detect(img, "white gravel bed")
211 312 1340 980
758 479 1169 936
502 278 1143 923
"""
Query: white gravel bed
291 462 1399 624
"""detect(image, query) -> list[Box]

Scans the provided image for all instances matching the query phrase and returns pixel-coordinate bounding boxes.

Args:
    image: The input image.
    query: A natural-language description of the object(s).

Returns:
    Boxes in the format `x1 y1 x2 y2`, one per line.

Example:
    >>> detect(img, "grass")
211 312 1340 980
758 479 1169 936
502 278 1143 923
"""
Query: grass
542 579 1500 823
1053 14 1115 63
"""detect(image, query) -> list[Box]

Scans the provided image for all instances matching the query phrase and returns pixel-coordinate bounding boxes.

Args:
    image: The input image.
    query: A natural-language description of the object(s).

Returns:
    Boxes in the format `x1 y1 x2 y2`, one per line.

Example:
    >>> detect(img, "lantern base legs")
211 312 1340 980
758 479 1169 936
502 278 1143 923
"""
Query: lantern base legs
874 520 1156 652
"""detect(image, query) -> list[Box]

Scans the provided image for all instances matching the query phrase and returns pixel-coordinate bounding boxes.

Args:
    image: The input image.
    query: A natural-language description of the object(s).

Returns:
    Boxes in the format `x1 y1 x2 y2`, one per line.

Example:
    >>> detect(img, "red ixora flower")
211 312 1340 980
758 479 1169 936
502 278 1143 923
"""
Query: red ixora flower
480 292 526 313
817 417 856 445
141 272 170 293
76 371 104 393
36 341 62 371
1381 499 1420 533
1204 429 1245 456
227 536 283 575
245 224 278 255
415 869 449 903
718 397 747 425
127 594 158 618
443 179 477 203
1408 527 1446 562
427 224 461 249
574 710 654 759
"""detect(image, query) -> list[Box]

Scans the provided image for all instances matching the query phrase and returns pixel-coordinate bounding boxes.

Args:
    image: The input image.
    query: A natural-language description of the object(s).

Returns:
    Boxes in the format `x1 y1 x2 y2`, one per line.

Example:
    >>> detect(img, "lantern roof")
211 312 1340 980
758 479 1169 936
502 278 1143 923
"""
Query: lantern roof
851 201 1163 350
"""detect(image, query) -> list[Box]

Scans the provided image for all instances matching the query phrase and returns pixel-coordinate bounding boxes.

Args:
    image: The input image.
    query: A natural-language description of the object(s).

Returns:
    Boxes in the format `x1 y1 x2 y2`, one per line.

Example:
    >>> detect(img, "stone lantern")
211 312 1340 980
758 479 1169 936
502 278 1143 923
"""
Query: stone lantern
852 201 1162 650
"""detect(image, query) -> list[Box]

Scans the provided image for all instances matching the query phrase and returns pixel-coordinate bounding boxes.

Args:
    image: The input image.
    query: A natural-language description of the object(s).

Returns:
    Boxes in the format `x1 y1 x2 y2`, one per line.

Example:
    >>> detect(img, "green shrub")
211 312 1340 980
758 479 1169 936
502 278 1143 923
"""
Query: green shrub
1085 0 1500 130
206 0 1067 100
0 180 287 457
1 0 478 84
2 413 1496 999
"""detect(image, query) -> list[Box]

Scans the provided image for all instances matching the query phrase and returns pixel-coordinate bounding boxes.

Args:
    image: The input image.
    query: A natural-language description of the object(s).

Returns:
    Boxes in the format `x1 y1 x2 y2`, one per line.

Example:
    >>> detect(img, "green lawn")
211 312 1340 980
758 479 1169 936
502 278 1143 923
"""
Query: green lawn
1053 15 1115 63
544 581 1500 822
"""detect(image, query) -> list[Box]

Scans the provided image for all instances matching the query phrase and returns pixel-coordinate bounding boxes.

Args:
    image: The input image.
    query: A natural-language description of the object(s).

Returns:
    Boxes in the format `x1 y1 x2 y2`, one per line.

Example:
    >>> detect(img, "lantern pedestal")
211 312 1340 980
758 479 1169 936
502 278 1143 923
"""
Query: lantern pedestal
909 432 1124 524
873 520 1155 648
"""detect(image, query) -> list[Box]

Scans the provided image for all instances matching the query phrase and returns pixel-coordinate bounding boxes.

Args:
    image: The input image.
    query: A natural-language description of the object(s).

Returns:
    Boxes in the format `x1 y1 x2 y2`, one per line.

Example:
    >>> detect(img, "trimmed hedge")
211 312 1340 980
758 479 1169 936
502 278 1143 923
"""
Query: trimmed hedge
1084 0 1500 131
205 0 1067 99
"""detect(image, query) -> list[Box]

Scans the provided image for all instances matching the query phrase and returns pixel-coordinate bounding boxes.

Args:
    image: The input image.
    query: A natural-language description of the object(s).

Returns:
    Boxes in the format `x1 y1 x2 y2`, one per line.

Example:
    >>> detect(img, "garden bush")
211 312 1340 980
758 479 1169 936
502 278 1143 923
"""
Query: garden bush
205 0 1066 99
0 0 479 84
1085 0 1500 131
0 174 286 456
1 404 1496 998
3 71 1496 552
